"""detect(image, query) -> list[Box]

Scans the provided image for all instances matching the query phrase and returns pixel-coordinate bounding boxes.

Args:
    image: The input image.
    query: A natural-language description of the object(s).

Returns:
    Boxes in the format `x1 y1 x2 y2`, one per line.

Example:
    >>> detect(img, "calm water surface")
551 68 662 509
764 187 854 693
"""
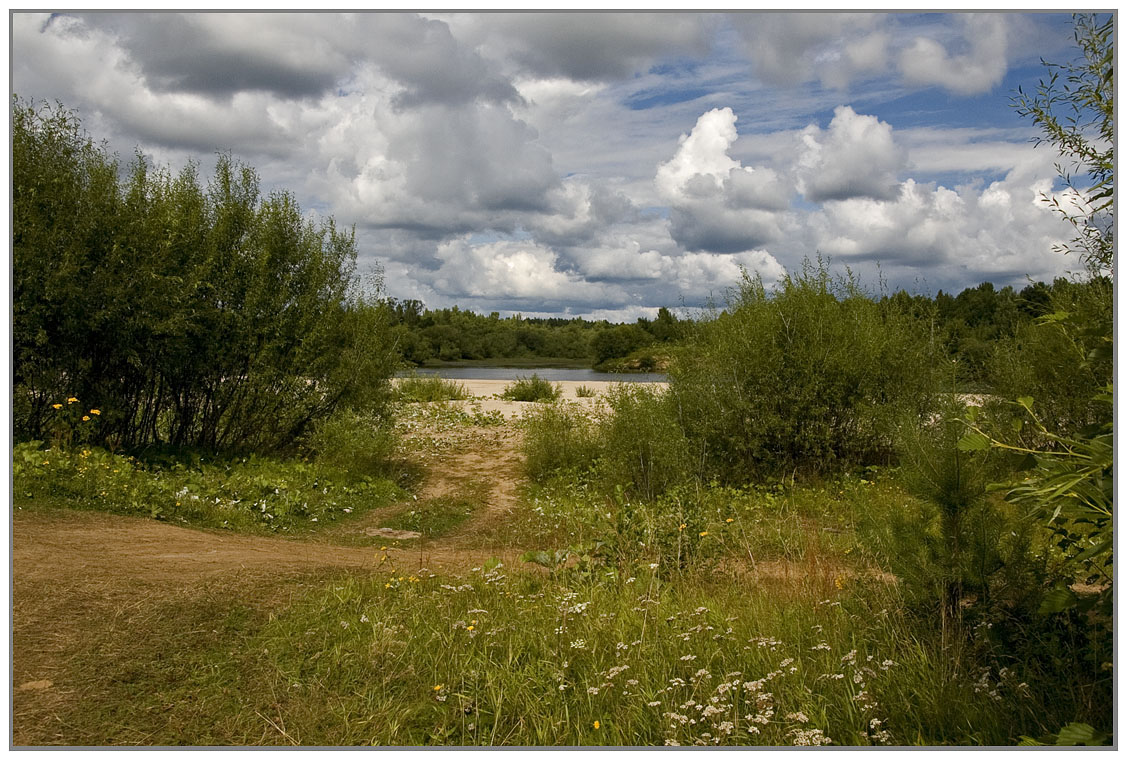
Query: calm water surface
399 367 667 383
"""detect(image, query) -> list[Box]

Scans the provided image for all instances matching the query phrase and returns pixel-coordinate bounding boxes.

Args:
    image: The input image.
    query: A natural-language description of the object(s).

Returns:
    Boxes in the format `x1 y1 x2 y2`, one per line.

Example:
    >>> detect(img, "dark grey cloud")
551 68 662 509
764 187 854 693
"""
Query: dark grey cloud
78 13 351 98
453 13 713 81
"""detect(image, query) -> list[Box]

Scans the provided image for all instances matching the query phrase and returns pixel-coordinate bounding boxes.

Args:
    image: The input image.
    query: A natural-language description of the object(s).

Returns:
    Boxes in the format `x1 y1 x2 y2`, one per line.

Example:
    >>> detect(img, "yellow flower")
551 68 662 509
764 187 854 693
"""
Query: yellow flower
834 576 845 590
593 721 600 730
678 523 686 532
433 684 443 691
51 403 62 410
699 530 708 537
90 409 101 416
725 518 734 523
67 397 78 404
82 415 91 422
467 625 474 631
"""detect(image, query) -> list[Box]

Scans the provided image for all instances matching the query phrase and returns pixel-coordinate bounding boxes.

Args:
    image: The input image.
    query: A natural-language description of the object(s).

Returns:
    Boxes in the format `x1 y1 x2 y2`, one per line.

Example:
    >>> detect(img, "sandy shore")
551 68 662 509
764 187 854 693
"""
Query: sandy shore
398 378 667 418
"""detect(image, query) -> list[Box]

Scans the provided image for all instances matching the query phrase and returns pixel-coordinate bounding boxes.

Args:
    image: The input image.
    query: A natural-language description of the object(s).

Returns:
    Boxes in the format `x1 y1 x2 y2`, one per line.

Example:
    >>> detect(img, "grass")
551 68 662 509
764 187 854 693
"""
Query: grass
500 374 562 402
380 481 488 539
11 440 404 534
11 393 1111 746
575 385 597 398
15 558 1064 747
397 373 470 402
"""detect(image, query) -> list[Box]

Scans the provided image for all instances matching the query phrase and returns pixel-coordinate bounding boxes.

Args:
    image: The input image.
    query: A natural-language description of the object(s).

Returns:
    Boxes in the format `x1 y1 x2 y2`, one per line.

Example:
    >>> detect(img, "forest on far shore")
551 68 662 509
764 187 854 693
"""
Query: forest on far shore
384 275 1107 383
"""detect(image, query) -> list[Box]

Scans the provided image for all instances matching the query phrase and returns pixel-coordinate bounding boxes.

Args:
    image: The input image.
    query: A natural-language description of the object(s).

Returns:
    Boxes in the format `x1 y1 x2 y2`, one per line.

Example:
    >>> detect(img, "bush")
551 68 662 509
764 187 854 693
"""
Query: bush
304 409 397 478
12 97 398 453
522 403 601 482
989 278 1112 435
596 384 695 501
501 374 561 402
396 373 469 402
859 401 1046 641
575 385 597 398
670 260 940 482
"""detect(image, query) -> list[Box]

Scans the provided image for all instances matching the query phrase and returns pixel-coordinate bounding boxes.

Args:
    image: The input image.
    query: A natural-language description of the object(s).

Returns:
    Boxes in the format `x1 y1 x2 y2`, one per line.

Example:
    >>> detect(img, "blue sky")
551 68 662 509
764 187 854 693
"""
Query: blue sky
11 11 1098 320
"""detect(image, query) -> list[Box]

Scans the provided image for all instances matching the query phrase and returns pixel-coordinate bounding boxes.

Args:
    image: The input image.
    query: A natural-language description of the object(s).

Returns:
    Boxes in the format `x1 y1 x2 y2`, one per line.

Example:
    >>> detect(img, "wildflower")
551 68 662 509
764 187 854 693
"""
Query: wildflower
51 404 62 410
699 531 708 537
90 409 100 415
725 518 734 523
679 523 686 531
467 625 474 631
67 397 78 404
433 685 443 691
593 721 600 730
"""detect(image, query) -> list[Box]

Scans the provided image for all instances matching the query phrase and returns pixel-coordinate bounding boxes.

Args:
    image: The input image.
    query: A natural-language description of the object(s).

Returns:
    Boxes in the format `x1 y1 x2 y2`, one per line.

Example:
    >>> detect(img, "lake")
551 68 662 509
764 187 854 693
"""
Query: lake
398 367 668 383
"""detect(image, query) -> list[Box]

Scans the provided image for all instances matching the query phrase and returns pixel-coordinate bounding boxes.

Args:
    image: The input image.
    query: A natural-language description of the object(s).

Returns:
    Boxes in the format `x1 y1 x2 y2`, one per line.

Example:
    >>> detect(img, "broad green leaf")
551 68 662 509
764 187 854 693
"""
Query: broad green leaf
1039 585 1079 615
956 430 990 451
1054 723 1104 746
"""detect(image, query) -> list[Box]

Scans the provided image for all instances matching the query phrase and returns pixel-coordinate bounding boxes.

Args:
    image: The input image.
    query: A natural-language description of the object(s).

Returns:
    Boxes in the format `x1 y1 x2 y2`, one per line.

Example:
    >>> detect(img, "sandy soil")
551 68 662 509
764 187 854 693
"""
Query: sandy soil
434 378 667 418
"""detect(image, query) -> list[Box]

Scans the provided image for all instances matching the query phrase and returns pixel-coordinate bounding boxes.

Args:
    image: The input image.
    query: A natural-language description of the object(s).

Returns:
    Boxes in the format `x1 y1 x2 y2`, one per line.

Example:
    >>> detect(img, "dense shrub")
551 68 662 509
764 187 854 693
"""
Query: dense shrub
12 98 397 453
522 403 600 482
988 277 1112 435
596 384 695 501
396 373 469 402
669 260 940 482
501 374 561 402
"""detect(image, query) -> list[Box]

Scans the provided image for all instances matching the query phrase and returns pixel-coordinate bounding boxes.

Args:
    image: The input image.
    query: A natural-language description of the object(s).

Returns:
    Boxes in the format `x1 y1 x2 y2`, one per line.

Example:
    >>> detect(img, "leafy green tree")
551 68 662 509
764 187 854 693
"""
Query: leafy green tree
1013 13 1113 274
12 97 395 453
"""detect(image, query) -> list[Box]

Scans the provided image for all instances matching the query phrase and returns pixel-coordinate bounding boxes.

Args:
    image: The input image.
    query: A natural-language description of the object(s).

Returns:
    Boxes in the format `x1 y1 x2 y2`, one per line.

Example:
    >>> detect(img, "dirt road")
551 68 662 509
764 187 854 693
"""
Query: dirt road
11 412 527 745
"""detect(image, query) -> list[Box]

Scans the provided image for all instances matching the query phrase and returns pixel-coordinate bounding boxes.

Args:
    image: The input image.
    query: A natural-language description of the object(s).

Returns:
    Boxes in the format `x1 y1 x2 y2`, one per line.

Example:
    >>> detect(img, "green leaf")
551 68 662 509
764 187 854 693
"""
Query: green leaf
1039 585 1079 615
1054 723 1105 746
518 550 554 569
956 431 990 451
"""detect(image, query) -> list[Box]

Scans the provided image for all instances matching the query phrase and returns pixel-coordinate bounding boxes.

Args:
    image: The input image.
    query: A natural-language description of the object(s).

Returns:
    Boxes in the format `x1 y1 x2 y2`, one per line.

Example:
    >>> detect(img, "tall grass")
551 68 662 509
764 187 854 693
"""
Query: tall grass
501 374 561 402
397 374 470 402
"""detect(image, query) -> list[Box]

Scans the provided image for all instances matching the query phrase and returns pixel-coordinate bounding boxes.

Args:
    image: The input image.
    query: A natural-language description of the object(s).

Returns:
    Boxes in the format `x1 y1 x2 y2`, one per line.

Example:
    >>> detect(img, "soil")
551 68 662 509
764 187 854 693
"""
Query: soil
10 410 528 746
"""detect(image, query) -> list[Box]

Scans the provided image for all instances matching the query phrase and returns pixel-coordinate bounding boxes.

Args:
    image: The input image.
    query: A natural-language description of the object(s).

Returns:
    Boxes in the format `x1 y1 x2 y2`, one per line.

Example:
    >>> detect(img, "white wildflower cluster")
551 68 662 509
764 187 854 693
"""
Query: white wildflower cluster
869 718 893 745
788 727 832 746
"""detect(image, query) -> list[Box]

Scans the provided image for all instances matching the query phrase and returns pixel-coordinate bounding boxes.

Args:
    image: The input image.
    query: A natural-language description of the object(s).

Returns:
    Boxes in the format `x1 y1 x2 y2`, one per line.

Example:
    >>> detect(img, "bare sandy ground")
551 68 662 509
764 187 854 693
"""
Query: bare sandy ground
416 378 668 418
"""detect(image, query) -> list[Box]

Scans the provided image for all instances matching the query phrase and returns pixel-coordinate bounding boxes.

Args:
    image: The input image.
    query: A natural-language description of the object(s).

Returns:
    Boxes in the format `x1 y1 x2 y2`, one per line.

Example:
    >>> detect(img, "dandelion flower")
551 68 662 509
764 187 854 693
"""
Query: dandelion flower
82 415 91 422
699 531 708 537
593 721 600 730
90 409 100 415
467 625 474 631
433 685 443 691
51 404 62 410
67 397 78 404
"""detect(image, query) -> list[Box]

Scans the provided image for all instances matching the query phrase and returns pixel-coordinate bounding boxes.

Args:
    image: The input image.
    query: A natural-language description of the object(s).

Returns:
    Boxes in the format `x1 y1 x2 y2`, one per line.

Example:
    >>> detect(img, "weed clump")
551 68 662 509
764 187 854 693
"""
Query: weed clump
501 374 561 402
397 373 469 402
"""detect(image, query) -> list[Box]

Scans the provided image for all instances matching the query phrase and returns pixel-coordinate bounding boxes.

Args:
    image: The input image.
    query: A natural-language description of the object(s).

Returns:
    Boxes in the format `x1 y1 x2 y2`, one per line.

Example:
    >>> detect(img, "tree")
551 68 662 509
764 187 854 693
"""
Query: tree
1013 13 1113 275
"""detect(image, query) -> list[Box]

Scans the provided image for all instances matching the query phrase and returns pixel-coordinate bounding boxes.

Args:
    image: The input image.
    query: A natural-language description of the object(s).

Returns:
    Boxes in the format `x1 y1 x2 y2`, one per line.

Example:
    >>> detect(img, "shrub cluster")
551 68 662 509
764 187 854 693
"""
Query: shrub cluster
500 374 562 402
12 98 396 453
670 261 939 482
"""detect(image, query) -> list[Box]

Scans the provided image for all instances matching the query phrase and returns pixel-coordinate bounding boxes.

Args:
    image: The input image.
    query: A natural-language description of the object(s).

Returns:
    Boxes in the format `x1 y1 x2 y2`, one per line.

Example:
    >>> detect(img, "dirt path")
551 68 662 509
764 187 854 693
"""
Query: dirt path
11 411 531 745
13 417 527 586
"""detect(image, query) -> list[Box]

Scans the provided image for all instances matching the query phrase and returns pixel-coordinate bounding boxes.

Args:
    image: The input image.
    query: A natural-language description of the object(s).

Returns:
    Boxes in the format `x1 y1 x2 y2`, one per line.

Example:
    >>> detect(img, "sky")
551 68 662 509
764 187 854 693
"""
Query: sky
10 10 1099 321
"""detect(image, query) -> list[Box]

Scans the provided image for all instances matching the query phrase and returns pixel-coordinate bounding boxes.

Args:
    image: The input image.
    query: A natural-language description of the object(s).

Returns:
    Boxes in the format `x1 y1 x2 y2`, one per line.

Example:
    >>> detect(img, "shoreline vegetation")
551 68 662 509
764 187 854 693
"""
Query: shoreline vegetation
10 16 1113 747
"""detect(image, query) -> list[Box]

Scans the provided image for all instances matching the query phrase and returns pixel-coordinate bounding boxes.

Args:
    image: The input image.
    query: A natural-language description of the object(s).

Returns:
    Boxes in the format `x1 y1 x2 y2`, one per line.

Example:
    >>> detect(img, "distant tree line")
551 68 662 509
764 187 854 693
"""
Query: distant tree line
12 97 396 453
384 300 685 368
383 277 1106 381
